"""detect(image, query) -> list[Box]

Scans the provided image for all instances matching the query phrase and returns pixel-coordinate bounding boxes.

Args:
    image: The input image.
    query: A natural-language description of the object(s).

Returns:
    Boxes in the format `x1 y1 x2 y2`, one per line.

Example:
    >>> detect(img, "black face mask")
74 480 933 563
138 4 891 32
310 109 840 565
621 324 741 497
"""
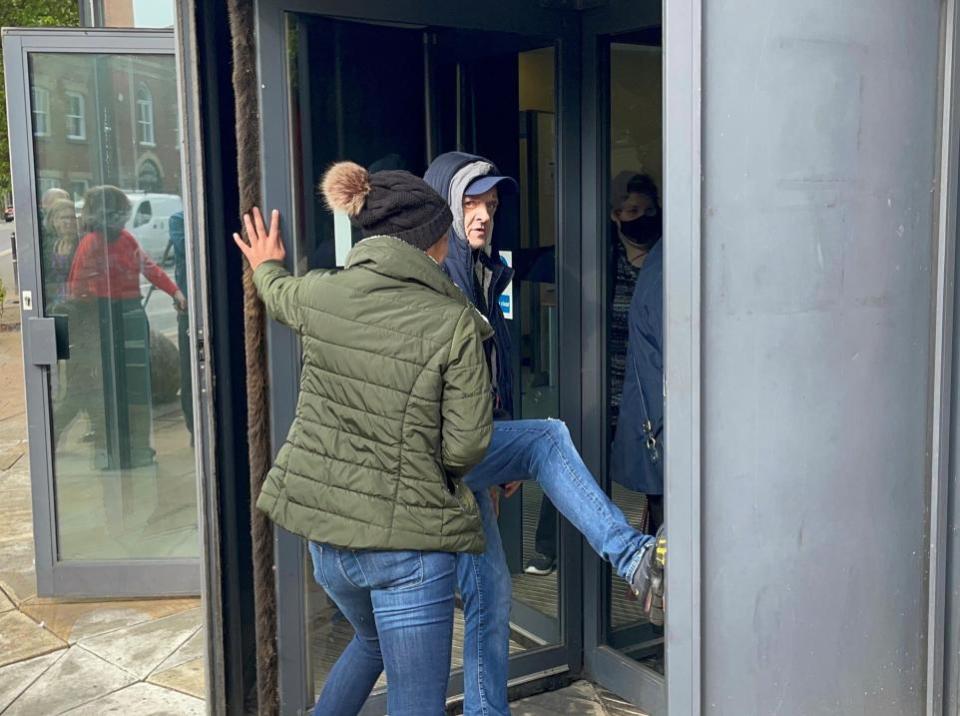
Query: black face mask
619 214 662 247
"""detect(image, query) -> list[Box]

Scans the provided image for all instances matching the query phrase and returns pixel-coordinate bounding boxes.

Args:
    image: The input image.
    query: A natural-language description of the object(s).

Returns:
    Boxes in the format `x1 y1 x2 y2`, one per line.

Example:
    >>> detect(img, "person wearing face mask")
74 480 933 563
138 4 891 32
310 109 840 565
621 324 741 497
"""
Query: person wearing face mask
610 174 665 536
608 173 662 434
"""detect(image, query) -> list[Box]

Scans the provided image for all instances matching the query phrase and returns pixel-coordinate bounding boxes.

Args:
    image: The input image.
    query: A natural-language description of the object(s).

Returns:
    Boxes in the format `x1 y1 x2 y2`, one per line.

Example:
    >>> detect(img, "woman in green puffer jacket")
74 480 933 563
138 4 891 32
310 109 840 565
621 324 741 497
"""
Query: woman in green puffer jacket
233 162 493 716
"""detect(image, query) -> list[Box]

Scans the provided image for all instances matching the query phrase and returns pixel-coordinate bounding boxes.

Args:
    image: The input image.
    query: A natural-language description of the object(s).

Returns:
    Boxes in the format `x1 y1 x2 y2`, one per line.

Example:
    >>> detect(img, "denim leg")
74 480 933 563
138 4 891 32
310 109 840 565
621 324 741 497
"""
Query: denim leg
309 543 385 716
465 420 652 582
368 551 458 716
462 420 536 493
525 420 652 580
456 488 513 716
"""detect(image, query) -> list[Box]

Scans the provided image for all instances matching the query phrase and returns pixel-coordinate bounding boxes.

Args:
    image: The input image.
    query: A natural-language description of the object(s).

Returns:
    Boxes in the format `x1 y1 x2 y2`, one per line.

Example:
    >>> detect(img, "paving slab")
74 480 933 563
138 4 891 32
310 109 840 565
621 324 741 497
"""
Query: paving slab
0 446 23 471
0 498 34 544
0 458 28 493
5 646 135 715
0 650 64 712
149 656 206 699
78 606 202 679
20 596 200 644
0 610 66 668
0 537 37 605
0 586 14 613
152 625 204 673
511 681 610 716
60 681 205 715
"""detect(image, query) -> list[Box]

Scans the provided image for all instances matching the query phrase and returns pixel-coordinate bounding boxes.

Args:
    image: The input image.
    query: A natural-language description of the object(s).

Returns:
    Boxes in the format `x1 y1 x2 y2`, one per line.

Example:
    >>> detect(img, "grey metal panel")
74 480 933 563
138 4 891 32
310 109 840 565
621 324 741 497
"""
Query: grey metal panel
23 317 57 365
662 0 702 714
926 2 960 714
175 0 228 709
253 3 310 713
2 28 56 599
555 13 586 675
45 560 200 598
699 3 942 715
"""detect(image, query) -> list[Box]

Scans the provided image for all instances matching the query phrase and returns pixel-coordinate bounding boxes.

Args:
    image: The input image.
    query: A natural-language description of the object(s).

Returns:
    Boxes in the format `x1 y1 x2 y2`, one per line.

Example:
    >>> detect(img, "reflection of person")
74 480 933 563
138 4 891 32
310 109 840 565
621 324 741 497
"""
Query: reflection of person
236 163 492 716
41 187 71 212
610 175 664 531
424 152 660 716
65 186 185 468
41 199 79 308
68 187 186 311
168 211 193 440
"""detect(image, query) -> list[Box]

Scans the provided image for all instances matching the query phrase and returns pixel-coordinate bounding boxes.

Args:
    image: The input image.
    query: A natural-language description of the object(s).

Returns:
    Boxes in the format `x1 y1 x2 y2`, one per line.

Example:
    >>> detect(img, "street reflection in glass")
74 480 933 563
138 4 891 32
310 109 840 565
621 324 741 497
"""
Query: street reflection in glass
30 52 198 561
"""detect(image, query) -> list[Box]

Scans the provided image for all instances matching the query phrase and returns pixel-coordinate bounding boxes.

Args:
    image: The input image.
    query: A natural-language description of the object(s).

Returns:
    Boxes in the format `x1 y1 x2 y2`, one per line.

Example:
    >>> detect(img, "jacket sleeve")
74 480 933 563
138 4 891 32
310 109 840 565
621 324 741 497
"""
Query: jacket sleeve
66 235 93 299
133 239 179 297
440 307 493 477
253 260 303 331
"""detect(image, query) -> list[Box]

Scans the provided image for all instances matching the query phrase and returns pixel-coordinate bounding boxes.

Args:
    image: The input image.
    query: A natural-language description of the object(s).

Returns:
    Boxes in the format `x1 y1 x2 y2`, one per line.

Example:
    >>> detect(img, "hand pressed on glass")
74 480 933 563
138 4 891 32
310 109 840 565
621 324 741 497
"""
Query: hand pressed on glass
233 207 286 271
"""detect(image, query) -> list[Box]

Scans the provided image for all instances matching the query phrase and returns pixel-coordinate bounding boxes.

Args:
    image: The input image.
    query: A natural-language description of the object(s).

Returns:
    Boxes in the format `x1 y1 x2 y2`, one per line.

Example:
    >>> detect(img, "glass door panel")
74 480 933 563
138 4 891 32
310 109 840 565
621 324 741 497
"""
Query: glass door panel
582 6 668 713
282 12 566 707
4 32 201 597
604 38 665 667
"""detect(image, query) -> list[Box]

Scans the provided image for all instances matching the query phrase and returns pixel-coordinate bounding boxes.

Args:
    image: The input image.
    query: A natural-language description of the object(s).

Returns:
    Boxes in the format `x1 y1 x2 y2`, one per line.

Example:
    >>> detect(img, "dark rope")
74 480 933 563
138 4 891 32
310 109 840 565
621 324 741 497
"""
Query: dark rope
227 0 278 713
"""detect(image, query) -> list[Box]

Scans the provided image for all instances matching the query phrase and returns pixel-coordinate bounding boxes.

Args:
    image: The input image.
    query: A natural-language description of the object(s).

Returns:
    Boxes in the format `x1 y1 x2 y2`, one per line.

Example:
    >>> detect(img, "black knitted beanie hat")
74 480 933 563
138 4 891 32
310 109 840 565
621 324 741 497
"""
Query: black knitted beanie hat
321 161 452 252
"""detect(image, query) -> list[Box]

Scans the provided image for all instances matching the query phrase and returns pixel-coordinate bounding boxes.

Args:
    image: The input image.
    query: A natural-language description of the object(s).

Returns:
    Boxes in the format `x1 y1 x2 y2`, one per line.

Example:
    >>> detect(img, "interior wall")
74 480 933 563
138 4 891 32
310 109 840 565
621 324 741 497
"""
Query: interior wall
610 44 662 194
519 47 555 112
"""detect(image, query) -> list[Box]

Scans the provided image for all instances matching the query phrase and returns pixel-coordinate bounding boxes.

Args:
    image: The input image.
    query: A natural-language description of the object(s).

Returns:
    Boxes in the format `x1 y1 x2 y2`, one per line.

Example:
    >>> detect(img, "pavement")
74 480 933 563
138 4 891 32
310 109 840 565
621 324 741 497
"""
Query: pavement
0 306 206 715
0 220 16 303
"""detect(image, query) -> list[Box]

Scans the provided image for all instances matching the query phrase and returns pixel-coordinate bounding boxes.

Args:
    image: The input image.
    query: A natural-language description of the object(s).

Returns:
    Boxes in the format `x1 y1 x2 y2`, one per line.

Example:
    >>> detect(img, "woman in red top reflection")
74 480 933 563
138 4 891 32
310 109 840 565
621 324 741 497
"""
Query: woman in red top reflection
63 185 185 469
68 186 186 309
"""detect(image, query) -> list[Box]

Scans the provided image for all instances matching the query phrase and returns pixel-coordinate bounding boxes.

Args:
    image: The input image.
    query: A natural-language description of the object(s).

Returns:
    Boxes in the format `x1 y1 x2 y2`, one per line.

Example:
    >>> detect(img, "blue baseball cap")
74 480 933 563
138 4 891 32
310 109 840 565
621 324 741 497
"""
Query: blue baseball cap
465 174 519 196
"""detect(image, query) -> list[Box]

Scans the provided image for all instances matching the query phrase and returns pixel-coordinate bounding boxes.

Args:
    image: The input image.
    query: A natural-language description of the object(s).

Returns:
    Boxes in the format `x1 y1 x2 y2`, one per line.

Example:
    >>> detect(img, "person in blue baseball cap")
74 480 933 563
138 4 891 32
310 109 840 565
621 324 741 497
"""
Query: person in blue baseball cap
424 152 664 716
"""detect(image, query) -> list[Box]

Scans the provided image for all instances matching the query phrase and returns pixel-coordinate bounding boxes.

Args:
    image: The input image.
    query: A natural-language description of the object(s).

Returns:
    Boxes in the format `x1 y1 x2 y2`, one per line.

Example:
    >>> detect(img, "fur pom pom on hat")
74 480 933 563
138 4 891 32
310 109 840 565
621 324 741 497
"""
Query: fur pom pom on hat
322 162 371 217
320 161 452 252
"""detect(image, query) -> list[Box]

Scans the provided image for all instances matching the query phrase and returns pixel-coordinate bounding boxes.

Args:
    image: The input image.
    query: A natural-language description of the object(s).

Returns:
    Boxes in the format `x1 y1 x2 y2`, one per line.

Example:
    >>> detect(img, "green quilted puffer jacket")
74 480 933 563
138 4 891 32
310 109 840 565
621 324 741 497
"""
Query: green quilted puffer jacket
253 235 493 554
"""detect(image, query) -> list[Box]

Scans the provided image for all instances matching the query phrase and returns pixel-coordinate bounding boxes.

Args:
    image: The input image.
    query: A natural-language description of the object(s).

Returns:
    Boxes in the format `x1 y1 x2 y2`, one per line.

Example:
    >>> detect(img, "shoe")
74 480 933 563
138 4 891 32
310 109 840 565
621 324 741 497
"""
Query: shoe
629 525 666 626
524 553 557 575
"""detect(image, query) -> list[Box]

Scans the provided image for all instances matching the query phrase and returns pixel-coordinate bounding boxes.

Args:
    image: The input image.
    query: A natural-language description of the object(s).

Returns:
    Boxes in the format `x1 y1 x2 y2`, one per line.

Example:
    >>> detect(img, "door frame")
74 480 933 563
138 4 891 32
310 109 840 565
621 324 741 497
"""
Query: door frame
577 2 702 715
2 28 204 598
252 0 585 712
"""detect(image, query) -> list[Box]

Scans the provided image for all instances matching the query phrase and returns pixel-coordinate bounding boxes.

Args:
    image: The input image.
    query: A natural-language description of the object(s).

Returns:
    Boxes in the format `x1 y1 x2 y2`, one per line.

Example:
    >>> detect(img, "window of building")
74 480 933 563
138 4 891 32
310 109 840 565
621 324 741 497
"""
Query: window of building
136 83 155 146
31 86 50 137
38 177 60 195
69 179 90 201
66 92 86 140
137 159 162 192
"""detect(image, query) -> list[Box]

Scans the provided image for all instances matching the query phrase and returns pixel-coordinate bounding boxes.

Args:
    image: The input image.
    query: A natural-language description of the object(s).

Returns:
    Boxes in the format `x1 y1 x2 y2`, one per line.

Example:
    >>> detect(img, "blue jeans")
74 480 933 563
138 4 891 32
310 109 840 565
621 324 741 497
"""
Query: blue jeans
309 543 457 716
457 419 653 716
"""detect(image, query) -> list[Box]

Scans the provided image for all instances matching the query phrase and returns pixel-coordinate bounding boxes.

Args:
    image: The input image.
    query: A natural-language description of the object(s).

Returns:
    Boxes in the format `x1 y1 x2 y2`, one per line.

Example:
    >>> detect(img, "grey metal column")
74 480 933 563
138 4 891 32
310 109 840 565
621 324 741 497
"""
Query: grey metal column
697 2 945 714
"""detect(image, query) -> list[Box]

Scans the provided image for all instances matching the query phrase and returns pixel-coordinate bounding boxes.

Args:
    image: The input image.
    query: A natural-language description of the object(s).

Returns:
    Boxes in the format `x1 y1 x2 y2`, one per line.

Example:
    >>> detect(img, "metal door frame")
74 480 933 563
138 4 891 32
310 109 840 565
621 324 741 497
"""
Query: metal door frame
577 2 701 714
252 1 584 713
2 28 203 598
